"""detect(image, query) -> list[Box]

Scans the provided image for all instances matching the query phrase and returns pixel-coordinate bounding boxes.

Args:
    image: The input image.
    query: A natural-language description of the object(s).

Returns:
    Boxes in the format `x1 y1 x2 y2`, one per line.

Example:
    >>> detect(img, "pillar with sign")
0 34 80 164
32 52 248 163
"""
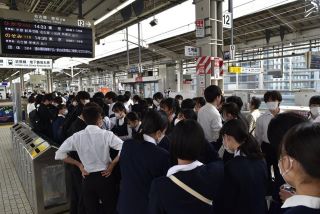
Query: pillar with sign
195 0 224 96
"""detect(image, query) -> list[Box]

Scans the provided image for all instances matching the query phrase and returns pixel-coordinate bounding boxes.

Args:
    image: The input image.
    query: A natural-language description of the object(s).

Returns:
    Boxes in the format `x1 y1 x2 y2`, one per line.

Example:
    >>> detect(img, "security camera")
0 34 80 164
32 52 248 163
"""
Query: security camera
150 19 158 27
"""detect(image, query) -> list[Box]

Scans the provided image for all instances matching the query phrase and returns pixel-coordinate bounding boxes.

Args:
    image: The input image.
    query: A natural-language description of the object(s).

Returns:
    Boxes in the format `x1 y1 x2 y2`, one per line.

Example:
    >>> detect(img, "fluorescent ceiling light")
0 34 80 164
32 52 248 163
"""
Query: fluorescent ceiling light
94 0 136 26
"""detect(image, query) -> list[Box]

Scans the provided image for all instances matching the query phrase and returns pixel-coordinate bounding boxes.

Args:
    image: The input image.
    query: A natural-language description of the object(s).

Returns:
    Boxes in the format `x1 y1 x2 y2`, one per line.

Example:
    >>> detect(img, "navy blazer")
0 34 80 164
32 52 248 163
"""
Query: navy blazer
149 161 224 214
223 156 268 214
117 139 170 214
283 206 320 214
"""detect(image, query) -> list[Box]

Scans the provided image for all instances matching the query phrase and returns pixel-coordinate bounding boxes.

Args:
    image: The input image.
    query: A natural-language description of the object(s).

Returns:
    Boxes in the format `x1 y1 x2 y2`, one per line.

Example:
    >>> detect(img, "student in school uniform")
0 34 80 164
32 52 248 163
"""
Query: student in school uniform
52 104 68 145
153 92 164 110
117 110 171 214
55 104 123 214
160 98 179 135
111 102 130 140
126 111 142 139
149 120 224 214
279 122 320 214
220 119 268 214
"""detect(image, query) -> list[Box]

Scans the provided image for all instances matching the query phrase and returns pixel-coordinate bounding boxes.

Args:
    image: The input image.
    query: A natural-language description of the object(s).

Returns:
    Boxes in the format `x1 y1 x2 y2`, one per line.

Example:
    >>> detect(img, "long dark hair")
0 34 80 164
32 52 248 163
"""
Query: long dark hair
220 119 263 159
134 109 168 140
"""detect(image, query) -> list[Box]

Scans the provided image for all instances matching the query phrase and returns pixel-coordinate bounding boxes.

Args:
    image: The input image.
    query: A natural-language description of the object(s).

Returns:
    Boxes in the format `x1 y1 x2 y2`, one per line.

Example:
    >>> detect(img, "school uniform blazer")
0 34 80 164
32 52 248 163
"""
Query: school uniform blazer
148 161 224 214
223 156 268 214
283 206 320 214
117 139 170 214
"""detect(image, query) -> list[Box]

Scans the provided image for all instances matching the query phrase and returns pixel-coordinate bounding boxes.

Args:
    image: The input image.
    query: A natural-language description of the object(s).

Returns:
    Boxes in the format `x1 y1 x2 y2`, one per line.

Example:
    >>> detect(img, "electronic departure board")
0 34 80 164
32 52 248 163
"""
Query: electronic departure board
0 19 94 58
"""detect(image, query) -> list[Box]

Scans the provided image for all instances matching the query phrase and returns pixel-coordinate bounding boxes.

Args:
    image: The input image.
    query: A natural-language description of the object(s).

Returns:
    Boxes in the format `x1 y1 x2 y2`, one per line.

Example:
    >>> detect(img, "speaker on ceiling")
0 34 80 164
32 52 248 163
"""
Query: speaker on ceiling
132 0 144 16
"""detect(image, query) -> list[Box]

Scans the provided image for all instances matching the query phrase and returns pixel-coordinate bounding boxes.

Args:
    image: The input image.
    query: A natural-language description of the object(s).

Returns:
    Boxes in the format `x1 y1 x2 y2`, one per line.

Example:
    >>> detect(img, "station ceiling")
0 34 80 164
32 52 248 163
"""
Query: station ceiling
0 0 320 82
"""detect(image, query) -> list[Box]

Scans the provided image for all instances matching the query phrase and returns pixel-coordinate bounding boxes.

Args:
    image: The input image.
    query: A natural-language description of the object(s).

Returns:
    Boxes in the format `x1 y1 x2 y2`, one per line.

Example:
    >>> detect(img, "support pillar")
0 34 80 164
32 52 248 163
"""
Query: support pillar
158 64 166 93
195 0 223 96
78 76 83 91
176 61 183 93
19 70 25 93
13 83 22 123
46 70 53 93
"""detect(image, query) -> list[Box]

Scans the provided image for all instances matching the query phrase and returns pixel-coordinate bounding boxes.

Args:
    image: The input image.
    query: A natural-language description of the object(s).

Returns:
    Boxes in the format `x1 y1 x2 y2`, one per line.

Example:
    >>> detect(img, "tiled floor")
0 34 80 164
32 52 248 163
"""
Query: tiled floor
0 126 33 214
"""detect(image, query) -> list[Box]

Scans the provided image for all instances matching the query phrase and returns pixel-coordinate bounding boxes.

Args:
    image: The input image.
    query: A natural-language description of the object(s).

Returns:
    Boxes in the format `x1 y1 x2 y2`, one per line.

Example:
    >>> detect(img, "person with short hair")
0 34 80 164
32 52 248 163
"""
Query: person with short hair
181 98 196 110
226 95 243 110
160 98 178 133
126 112 142 139
220 119 268 214
105 91 118 117
149 120 224 214
153 92 164 110
55 104 123 214
197 85 223 145
279 122 320 214
27 95 36 115
52 104 68 145
174 94 183 107
117 110 170 214
193 97 206 113
247 97 261 135
255 90 282 196
309 95 320 123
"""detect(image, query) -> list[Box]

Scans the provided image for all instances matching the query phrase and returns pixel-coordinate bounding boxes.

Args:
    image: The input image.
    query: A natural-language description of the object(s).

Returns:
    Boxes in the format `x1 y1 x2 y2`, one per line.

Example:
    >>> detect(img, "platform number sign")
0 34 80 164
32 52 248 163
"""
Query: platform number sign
223 12 232 29
195 19 205 38
78 20 85 27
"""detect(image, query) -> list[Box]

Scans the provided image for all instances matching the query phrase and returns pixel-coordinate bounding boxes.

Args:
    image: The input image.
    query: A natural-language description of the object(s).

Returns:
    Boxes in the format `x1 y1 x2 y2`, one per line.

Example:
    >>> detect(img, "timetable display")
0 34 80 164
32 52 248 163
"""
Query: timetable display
0 19 94 58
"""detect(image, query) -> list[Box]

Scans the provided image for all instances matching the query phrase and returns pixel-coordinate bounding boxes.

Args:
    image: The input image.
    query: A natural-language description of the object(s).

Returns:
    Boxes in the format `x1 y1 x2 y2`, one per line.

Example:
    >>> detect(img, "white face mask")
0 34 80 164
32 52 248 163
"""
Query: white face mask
84 99 90 104
72 101 77 106
174 118 181 126
310 107 320 118
63 110 68 116
153 100 160 107
115 113 122 119
222 138 234 154
53 103 58 107
278 156 294 184
266 101 279 111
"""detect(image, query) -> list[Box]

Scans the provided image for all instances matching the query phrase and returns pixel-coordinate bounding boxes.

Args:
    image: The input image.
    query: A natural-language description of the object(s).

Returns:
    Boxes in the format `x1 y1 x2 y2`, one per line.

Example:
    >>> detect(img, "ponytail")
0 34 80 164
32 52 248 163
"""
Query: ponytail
238 134 264 159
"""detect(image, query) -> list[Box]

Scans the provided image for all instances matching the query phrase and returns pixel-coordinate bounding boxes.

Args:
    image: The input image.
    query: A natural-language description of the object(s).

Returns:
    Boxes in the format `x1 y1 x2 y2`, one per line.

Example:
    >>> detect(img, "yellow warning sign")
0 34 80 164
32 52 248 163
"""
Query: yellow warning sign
228 66 242 73
31 142 49 158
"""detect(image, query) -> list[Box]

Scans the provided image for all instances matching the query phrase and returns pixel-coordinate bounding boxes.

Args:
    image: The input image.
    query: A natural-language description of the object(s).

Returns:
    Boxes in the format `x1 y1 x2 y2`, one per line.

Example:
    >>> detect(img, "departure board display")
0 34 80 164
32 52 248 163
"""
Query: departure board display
0 19 94 58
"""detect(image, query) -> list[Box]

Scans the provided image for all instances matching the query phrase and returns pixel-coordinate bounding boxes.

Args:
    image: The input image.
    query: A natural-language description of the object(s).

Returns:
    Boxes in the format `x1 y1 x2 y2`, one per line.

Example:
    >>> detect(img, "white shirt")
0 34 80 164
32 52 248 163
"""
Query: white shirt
143 134 157 145
55 125 123 173
127 122 141 139
108 102 115 117
167 161 203 177
282 195 320 209
247 109 261 134
27 103 36 115
255 110 274 144
313 116 320 123
197 103 222 142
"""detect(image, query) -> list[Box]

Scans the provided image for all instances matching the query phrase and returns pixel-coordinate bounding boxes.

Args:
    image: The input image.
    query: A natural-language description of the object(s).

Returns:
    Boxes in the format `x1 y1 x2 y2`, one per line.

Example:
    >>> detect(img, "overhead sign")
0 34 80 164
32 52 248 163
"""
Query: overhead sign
185 46 200 57
223 12 232 29
0 19 94 58
242 67 261 74
195 19 205 38
128 66 139 74
305 51 320 69
0 57 52 69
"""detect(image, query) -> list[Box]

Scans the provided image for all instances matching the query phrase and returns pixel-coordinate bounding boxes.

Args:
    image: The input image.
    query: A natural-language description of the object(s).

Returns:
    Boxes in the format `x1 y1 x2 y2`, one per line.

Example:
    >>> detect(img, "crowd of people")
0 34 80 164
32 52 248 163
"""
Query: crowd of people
25 86 320 214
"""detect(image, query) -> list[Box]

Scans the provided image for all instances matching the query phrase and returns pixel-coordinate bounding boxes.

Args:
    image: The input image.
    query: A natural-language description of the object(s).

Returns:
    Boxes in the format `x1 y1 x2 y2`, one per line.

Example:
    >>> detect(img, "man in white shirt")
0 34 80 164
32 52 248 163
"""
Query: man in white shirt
247 96 261 135
255 90 282 195
197 85 222 145
55 104 123 214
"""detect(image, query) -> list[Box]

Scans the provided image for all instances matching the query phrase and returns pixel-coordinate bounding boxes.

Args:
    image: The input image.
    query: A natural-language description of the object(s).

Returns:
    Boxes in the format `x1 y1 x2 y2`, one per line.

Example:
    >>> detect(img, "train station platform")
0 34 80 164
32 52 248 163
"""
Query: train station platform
0 126 34 214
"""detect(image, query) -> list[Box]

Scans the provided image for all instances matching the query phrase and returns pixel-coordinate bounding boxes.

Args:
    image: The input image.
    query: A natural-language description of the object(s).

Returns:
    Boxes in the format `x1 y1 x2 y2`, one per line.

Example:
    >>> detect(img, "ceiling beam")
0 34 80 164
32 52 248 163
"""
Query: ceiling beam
268 9 297 31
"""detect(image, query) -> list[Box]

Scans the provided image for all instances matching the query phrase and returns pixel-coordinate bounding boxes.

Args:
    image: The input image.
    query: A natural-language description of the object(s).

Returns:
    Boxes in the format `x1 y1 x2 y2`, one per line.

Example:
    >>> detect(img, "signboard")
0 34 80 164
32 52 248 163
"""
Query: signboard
305 51 320 69
229 66 242 73
185 46 200 57
196 56 211 74
223 12 232 29
195 19 205 38
229 45 235 60
0 19 94 57
0 57 52 69
128 66 139 74
242 67 261 74
199 75 205 87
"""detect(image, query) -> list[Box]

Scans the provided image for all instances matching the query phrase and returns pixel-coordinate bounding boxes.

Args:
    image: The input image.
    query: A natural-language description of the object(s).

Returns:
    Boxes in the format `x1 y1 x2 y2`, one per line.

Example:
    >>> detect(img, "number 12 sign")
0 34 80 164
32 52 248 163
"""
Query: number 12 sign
223 12 232 29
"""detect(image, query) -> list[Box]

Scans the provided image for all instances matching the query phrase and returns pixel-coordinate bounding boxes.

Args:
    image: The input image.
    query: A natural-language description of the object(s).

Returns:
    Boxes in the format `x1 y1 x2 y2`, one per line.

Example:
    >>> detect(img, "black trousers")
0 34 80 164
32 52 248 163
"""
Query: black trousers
261 142 277 196
82 172 117 214
67 165 86 214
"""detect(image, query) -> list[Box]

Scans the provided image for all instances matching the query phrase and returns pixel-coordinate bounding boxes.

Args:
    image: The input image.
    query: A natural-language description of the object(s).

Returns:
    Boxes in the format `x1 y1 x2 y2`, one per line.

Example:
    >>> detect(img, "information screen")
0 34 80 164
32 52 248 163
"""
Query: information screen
0 19 94 58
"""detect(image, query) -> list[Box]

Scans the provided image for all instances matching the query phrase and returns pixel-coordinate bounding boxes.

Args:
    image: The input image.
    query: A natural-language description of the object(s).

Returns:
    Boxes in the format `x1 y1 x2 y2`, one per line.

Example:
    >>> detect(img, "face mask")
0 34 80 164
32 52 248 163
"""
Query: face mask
63 110 68 116
278 156 294 183
115 113 122 119
310 107 320 117
266 101 279 111
84 99 90 104
53 103 58 107
153 100 160 107
222 139 234 154
174 118 181 126
178 100 183 105
72 101 77 106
